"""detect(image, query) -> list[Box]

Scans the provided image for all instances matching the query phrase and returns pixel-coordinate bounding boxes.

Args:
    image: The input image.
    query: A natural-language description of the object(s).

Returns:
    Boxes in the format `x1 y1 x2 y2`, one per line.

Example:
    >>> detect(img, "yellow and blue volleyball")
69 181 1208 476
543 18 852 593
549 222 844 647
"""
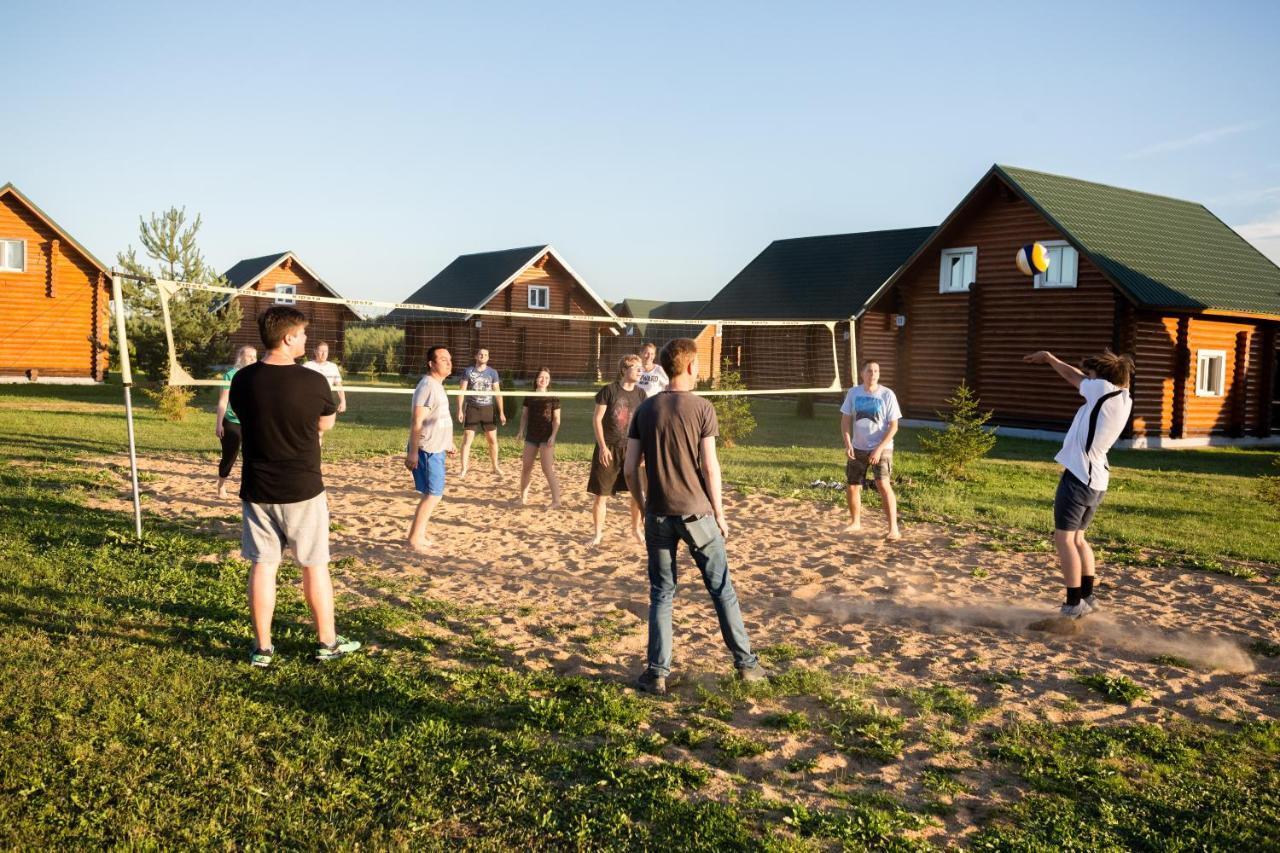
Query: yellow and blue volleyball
1015 242 1050 276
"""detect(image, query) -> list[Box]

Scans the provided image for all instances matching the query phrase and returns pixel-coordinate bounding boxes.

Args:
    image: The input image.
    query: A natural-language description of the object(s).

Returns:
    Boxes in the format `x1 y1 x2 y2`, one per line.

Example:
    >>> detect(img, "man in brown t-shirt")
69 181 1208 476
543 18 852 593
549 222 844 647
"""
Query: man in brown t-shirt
624 338 767 695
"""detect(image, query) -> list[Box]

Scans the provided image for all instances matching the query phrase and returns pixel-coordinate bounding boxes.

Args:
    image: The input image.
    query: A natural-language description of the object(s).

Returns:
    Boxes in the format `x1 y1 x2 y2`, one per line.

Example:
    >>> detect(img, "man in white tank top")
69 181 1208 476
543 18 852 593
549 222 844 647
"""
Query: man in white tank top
1024 349 1134 620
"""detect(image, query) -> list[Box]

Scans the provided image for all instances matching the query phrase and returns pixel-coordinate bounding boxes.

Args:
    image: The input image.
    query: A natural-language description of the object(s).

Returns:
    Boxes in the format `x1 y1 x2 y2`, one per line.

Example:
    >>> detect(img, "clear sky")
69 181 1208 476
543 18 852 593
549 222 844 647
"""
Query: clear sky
4 1 1278 308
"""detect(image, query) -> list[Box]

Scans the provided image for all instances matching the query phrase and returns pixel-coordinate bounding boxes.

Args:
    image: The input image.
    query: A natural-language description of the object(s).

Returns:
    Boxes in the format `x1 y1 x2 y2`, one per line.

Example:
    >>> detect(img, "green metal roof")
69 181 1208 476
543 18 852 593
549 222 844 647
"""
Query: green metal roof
997 165 1280 316
697 227 936 320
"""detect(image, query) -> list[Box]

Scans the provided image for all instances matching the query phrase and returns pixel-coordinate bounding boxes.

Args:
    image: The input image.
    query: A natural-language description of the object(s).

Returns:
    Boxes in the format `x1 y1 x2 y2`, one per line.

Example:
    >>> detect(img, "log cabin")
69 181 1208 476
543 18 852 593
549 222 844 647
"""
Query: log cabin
0 183 111 382
391 245 623 382
696 227 936 390
219 252 361 363
863 165 1280 445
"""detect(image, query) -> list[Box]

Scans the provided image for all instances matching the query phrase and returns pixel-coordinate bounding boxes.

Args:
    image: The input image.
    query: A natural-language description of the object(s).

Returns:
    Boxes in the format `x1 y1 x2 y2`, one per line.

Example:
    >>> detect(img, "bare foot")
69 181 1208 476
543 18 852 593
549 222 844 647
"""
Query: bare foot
217 485 228 499
458 469 468 480
548 501 561 510
518 491 530 506
842 522 863 534
631 526 645 547
590 532 604 546
492 468 504 480
885 529 902 541
407 537 434 554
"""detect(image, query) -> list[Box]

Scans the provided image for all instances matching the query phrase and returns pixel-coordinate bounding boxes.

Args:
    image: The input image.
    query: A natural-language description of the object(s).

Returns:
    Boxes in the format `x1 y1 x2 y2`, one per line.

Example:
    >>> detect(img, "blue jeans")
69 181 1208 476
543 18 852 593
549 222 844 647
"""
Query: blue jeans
644 513 758 677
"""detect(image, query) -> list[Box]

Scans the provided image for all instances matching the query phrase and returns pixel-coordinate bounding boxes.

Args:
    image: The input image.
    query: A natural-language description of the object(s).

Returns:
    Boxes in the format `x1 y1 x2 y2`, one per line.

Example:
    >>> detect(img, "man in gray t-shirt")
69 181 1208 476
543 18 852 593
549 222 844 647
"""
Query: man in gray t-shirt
457 348 505 479
624 337 766 696
406 346 458 552
839 361 902 540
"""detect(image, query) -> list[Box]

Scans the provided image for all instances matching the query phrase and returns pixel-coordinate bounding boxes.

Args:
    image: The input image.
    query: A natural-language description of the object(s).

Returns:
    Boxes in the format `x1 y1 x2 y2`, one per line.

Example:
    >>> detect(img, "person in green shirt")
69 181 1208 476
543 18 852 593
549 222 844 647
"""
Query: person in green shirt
216 345 257 498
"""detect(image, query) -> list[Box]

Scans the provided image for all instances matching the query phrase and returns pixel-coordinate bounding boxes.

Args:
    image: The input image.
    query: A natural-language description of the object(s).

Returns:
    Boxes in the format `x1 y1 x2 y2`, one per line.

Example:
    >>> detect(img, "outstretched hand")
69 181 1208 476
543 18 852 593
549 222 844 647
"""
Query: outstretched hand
1023 350 1054 365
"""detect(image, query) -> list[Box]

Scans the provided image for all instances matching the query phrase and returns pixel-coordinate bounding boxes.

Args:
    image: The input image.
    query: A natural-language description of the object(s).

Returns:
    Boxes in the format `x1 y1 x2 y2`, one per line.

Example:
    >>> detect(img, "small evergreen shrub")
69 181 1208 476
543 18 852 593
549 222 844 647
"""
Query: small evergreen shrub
142 384 195 422
919 382 996 480
1257 457 1280 513
705 367 755 448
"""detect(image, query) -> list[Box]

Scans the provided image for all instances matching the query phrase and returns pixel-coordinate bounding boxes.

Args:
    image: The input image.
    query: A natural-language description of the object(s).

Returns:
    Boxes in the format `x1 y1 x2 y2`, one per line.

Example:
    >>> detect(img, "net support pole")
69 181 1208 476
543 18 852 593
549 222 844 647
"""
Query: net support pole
111 273 144 540
848 315 858 387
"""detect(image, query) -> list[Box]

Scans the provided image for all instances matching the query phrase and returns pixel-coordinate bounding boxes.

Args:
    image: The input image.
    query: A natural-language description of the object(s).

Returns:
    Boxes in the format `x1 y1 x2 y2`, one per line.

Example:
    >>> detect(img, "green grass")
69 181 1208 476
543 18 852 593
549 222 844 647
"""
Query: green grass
1075 672 1150 705
2 382 1276 564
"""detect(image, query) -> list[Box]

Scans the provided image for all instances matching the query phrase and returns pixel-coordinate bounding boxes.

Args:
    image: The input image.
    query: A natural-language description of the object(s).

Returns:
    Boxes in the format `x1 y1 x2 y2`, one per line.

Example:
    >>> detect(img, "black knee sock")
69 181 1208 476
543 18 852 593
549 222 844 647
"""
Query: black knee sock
1065 587 1082 606
1080 575 1095 599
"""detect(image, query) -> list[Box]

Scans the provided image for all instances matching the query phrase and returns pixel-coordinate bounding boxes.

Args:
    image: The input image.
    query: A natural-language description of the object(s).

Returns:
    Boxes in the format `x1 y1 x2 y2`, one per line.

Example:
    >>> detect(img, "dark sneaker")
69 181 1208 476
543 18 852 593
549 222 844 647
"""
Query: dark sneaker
250 646 274 668
635 670 667 695
315 635 362 662
737 662 769 684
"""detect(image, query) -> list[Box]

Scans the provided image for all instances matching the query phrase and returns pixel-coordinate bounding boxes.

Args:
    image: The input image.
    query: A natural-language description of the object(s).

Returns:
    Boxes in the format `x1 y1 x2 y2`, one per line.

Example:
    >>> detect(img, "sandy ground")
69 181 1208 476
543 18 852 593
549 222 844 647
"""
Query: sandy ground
116 451 1280 835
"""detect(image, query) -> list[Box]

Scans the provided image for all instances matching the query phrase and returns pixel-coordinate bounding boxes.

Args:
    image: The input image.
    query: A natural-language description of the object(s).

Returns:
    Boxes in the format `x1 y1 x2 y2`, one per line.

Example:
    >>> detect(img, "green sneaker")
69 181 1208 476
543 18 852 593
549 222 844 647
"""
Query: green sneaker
315 635 361 662
250 646 275 668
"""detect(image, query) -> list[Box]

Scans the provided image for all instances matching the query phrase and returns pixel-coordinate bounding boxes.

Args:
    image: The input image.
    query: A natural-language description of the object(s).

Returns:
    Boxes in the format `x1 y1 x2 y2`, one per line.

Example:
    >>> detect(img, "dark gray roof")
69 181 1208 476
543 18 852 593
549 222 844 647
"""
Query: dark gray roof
697 227 937 320
223 252 290 288
614 298 708 320
390 246 548 320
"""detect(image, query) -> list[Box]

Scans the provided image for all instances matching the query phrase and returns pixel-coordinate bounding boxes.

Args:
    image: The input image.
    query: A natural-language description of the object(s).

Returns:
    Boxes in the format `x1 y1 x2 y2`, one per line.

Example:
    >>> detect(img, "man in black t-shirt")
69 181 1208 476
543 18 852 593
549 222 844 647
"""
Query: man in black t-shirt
623 338 766 695
229 306 360 668
588 354 646 546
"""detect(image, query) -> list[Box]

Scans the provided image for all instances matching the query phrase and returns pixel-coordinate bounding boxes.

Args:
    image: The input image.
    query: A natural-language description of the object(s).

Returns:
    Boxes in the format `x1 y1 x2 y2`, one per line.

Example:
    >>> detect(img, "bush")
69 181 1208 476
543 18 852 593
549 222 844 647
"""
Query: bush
345 325 404 375
703 367 755 448
141 385 195 422
918 382 996 480
1257 457 1280 513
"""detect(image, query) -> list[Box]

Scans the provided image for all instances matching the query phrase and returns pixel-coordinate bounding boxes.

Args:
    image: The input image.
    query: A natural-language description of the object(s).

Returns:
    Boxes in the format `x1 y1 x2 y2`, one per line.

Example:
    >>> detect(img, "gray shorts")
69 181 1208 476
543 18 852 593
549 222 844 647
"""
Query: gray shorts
241 492 330 566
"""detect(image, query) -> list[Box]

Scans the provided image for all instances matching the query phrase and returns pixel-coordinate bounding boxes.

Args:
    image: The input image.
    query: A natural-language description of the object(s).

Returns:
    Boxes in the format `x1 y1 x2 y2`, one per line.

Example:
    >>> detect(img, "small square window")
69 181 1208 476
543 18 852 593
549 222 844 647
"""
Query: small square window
528 285 549 310
0 239 26 272
1195 350 1226 397
939 247 976 293
274 284 296 305
1034 242 1079 288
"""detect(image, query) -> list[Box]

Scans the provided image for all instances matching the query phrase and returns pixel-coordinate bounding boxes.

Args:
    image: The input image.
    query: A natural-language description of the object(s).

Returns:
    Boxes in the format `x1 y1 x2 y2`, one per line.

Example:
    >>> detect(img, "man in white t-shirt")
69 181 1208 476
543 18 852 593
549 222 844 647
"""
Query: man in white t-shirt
303 342 346 414
839 361 902 540
1024 349 1134 620
637 342 670 398
405 346 457 553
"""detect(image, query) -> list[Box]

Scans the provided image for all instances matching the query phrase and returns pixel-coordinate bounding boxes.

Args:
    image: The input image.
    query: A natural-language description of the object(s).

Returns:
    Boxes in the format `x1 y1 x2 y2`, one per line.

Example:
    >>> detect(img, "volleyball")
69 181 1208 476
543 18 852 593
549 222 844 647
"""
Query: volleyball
1015 242 1050 276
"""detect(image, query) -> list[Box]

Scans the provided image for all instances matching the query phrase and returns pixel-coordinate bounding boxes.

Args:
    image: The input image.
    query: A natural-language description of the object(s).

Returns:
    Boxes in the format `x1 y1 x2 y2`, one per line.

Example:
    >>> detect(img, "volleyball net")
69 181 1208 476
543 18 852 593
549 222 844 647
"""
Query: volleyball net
134 277 853 398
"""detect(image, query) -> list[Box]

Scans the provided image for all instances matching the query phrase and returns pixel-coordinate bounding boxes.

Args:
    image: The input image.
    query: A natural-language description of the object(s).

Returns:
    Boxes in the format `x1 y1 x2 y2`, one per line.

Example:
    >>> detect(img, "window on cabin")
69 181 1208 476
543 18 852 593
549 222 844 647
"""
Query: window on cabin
528 285 549 310
1034 241 1079 288
939 247 976 293
1195 350 1226 397
0 239 26 272
274 284 296 305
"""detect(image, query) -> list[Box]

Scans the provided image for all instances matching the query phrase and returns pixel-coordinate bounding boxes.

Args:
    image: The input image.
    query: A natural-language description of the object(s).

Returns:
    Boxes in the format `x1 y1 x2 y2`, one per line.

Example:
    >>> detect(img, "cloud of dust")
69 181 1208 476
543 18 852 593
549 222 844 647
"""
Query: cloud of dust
800 596 1255 674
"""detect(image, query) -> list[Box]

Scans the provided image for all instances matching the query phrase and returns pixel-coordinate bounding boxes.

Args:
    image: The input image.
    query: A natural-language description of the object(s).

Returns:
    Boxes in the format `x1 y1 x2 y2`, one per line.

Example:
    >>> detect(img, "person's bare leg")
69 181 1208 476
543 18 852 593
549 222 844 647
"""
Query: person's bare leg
1076 530 1095 586
459 429 476 478
1054 529 1083 588
487 430 502 477
248 562 279 651
591 495 607 545
843 485 863 532
408 494 443 551
301 563 336 646
877 479 901 540
629 496 644 546
518 443 537 504
541 448 561 508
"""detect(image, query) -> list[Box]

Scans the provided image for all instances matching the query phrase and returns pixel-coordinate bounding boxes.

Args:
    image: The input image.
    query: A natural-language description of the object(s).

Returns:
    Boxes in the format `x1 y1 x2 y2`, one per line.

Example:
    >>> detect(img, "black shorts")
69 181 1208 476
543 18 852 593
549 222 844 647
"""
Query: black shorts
1053 469 1105 531
587 443 628 496
464 403 498 432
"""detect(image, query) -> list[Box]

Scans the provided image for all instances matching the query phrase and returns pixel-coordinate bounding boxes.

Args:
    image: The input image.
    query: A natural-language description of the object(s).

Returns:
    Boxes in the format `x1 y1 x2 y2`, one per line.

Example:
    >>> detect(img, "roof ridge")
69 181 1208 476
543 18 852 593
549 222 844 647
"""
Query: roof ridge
997 164 1204 207
771 225 936 244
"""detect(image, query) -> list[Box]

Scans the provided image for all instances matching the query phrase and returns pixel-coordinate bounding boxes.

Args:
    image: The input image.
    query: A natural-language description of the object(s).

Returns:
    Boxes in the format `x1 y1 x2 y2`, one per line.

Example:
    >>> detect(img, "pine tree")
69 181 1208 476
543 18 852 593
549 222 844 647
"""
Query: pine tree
919 382 997 480
1258 457 1280 514
114 207 241 379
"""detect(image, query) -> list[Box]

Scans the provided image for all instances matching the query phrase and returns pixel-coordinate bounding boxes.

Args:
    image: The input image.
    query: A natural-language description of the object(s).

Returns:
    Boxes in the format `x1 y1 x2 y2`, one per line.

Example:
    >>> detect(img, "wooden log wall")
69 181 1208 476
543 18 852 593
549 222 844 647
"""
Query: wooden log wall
0 193 108 379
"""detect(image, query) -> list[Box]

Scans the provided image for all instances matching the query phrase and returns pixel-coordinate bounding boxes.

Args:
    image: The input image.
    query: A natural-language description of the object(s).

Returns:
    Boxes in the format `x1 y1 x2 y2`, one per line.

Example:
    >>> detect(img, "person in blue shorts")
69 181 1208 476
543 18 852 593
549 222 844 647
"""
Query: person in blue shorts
405 346 458 553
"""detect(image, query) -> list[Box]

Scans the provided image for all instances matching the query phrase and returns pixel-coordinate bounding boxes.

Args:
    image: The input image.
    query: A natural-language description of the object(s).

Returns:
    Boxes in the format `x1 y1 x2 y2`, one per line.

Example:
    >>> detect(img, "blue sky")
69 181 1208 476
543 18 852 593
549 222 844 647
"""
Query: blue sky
3 1 1278 307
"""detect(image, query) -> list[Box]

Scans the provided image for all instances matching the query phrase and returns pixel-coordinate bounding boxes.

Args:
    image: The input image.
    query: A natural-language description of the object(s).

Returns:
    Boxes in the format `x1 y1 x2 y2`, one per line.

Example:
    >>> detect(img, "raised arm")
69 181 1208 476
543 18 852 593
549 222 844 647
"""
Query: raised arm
1023 350 1084 389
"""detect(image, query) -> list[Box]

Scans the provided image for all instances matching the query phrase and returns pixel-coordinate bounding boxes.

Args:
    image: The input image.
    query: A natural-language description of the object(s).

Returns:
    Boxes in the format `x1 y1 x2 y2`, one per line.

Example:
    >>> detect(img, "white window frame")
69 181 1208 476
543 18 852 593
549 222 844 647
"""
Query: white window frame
1033 240 1079 289
528 285 550 310
274 284 297 305
0 238 27 273
1195 350 1227 397
938 247 977 293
